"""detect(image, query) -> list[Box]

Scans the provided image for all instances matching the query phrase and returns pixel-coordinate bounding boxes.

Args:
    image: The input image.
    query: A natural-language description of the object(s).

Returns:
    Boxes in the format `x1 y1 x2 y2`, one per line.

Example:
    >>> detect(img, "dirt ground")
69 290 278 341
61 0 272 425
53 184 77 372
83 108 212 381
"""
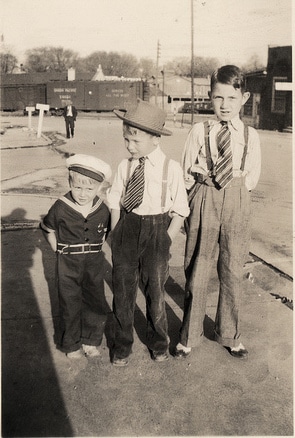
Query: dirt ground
1 116 293 437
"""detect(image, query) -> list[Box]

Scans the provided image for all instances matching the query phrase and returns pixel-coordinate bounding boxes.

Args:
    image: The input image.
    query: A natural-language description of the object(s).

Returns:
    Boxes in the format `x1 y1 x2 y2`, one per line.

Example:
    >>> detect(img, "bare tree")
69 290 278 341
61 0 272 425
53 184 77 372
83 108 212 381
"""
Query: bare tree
139 57 156 80
241 54 266 73
164 56 219 77
80 51 109 74
82 51 140 77
112 52 139 77
24 46 79 72
0 52 18 74
20 45 264 80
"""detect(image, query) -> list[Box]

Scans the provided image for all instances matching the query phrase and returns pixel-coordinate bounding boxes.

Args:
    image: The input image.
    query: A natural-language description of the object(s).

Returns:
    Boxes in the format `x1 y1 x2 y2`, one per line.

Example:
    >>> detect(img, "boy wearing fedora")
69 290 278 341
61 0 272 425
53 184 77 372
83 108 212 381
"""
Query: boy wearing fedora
108 99 189 366
40 154 112 359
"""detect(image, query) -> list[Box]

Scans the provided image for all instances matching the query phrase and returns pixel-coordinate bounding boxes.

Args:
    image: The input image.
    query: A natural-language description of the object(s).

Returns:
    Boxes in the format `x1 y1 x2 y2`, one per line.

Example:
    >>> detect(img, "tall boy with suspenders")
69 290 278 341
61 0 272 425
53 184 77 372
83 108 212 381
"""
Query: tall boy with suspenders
175 65 261 360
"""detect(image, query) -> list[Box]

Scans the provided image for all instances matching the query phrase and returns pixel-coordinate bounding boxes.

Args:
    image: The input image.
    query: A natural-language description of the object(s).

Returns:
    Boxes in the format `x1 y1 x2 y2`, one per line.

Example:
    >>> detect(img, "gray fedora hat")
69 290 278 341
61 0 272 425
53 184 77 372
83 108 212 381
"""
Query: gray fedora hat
113 99 172 136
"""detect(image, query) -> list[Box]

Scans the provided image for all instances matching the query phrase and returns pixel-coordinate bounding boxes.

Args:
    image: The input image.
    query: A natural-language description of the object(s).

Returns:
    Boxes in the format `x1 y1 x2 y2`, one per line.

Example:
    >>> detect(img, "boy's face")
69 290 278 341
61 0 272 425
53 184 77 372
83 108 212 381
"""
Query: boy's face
123 125 159 159
209 82 250 122
70 173 100 206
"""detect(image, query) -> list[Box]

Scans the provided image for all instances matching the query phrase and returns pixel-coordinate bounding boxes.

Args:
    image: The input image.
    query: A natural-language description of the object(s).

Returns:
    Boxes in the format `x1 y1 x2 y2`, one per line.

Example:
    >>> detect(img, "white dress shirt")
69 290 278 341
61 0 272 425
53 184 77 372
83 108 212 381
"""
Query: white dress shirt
66 105 73 117
108 146 189 217
182 116 261 191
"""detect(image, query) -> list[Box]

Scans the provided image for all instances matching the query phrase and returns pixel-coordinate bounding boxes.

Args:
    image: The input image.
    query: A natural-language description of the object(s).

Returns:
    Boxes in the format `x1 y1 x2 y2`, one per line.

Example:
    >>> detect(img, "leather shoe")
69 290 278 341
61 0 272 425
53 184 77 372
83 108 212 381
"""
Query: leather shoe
228 347 248 359
152 351 169 362
112 356 129 367
173 348 191 360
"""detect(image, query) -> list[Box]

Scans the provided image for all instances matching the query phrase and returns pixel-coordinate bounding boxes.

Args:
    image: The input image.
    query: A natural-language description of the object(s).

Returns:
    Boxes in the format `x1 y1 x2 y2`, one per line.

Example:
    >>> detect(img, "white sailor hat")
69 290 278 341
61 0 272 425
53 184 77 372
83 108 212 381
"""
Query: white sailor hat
66 154 112 182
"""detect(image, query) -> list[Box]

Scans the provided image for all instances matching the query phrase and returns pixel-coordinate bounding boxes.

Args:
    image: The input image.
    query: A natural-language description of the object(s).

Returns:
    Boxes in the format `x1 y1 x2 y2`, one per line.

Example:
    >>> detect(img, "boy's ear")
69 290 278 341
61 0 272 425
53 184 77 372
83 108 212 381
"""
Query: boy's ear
242 91 250 105
152 135 160 146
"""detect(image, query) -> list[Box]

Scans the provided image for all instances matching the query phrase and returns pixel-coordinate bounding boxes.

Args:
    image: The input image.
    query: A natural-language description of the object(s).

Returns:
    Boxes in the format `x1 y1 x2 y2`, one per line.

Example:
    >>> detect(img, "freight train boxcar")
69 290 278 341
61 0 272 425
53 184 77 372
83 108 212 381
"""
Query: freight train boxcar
46 81 84 113
0 84 46 111
46 80 146 113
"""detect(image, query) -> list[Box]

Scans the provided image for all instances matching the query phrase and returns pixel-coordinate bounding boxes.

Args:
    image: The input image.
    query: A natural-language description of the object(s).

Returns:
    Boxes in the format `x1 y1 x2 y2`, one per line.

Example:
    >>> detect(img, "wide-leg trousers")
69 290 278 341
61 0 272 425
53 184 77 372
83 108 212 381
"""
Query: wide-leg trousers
179 177 251 349
111 211 172 359
57 252 108 353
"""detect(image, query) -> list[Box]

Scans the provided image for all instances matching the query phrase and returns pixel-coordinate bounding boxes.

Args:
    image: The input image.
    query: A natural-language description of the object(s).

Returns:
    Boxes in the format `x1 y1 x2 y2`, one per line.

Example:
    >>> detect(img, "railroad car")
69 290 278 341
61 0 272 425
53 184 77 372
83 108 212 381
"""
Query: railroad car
0 77 149 114
0 83 46 111
46 80 147 114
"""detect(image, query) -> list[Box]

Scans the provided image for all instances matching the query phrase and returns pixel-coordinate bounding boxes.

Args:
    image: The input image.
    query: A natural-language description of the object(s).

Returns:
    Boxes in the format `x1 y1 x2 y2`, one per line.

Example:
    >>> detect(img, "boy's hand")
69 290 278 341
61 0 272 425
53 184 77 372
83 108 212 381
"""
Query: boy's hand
167 214 185 242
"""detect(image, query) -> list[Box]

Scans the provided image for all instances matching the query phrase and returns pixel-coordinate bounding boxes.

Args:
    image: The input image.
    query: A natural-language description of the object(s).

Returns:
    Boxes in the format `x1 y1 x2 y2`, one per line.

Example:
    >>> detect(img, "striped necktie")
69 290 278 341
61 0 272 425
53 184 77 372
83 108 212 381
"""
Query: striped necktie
215 122 233 188
123 157 146 212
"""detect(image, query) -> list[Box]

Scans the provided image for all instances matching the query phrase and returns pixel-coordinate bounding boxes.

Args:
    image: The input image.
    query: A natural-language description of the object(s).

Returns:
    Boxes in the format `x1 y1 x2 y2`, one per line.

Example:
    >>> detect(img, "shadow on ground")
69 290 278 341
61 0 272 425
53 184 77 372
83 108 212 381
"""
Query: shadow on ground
2 209 73 437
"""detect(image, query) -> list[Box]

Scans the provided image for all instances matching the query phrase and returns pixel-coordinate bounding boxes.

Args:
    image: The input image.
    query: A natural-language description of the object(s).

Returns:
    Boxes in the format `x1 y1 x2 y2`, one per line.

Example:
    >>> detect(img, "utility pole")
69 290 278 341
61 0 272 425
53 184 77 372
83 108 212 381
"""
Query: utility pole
161 69 165 110
191 0 195 125
155 40 160 106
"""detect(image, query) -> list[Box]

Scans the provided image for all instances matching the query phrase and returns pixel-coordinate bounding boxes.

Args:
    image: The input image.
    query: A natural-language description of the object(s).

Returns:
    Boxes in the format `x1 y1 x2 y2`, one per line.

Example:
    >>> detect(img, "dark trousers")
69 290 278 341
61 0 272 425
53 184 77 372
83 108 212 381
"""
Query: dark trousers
180 177 251 349
57 252 109 353
111 211 172 359
65 116 75 138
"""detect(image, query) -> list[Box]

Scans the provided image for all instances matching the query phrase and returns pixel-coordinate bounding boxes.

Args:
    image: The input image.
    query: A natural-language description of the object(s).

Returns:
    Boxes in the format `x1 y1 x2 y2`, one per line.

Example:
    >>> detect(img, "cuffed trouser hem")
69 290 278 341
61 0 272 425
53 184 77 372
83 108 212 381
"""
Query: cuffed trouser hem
214 330 241 349
179 333 204 349
60 344 82 354
112 348 132 361
81 340 101 347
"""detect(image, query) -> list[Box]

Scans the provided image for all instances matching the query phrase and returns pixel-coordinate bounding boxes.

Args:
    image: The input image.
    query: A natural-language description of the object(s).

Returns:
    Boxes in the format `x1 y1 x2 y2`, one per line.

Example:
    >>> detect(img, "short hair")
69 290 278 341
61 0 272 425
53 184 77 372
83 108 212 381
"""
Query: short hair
211 65 246 93
123 122 159 138
123 123 139 136
69 170 100 186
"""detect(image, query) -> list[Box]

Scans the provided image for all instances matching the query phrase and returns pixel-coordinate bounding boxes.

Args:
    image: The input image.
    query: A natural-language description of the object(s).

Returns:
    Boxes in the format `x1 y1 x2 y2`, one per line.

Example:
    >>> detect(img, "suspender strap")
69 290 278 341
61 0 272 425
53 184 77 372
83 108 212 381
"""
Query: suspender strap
161 157 170 212
125 156 170 213
240 124 249 171
203 121 214 172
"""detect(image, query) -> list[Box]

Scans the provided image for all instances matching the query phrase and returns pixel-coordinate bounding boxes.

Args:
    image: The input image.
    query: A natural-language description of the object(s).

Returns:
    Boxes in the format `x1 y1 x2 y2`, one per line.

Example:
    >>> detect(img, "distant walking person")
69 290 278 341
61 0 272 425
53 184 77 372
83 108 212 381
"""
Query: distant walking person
174 65 261 360
63 102 77 138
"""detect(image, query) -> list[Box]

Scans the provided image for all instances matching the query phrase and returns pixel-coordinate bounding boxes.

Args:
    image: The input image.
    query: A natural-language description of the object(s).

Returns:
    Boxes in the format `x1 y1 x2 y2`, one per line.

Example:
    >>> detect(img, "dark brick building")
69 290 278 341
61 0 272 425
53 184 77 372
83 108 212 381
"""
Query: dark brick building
243 46 292 131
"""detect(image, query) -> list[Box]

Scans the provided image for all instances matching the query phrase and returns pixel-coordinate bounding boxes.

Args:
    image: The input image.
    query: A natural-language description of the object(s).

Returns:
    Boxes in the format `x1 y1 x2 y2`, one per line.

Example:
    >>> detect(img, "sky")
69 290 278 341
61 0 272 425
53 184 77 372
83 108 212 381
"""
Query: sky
0 0 293 67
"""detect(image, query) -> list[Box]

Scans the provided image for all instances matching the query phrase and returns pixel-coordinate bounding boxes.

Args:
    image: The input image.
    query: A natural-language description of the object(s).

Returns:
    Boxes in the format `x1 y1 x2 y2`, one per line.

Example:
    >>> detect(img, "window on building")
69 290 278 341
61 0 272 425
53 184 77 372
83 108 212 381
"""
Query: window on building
271 77 288 114
243 93 253 116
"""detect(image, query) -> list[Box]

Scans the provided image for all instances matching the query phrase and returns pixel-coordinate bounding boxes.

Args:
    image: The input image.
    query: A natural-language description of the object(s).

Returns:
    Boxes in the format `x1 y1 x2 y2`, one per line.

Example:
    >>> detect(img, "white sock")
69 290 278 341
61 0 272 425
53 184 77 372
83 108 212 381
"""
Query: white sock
231 343 245 351
176 342 191 353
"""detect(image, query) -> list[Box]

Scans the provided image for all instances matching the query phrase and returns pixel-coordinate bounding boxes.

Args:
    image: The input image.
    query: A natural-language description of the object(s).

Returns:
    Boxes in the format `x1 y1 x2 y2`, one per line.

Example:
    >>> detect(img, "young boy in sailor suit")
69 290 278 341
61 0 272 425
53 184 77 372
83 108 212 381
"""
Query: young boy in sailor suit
40 154 112 359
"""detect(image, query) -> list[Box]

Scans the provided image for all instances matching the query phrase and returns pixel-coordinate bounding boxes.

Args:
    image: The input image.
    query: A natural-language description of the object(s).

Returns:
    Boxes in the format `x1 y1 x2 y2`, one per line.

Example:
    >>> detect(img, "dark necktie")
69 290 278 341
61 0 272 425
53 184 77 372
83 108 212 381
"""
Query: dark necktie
123 157 146 212
215 122 233 188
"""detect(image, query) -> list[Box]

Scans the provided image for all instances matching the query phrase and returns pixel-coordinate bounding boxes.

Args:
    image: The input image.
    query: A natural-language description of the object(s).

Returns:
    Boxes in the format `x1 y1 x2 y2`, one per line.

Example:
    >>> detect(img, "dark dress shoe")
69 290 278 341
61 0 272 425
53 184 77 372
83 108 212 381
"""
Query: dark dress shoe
152 351 169 362
173 348 191 360
228 347 248 359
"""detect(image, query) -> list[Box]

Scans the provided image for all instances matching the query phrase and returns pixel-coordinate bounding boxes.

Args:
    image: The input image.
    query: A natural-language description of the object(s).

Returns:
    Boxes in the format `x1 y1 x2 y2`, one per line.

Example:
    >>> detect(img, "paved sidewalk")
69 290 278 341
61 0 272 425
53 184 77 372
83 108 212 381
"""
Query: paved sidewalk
1 127 293 437
1 125 50 149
